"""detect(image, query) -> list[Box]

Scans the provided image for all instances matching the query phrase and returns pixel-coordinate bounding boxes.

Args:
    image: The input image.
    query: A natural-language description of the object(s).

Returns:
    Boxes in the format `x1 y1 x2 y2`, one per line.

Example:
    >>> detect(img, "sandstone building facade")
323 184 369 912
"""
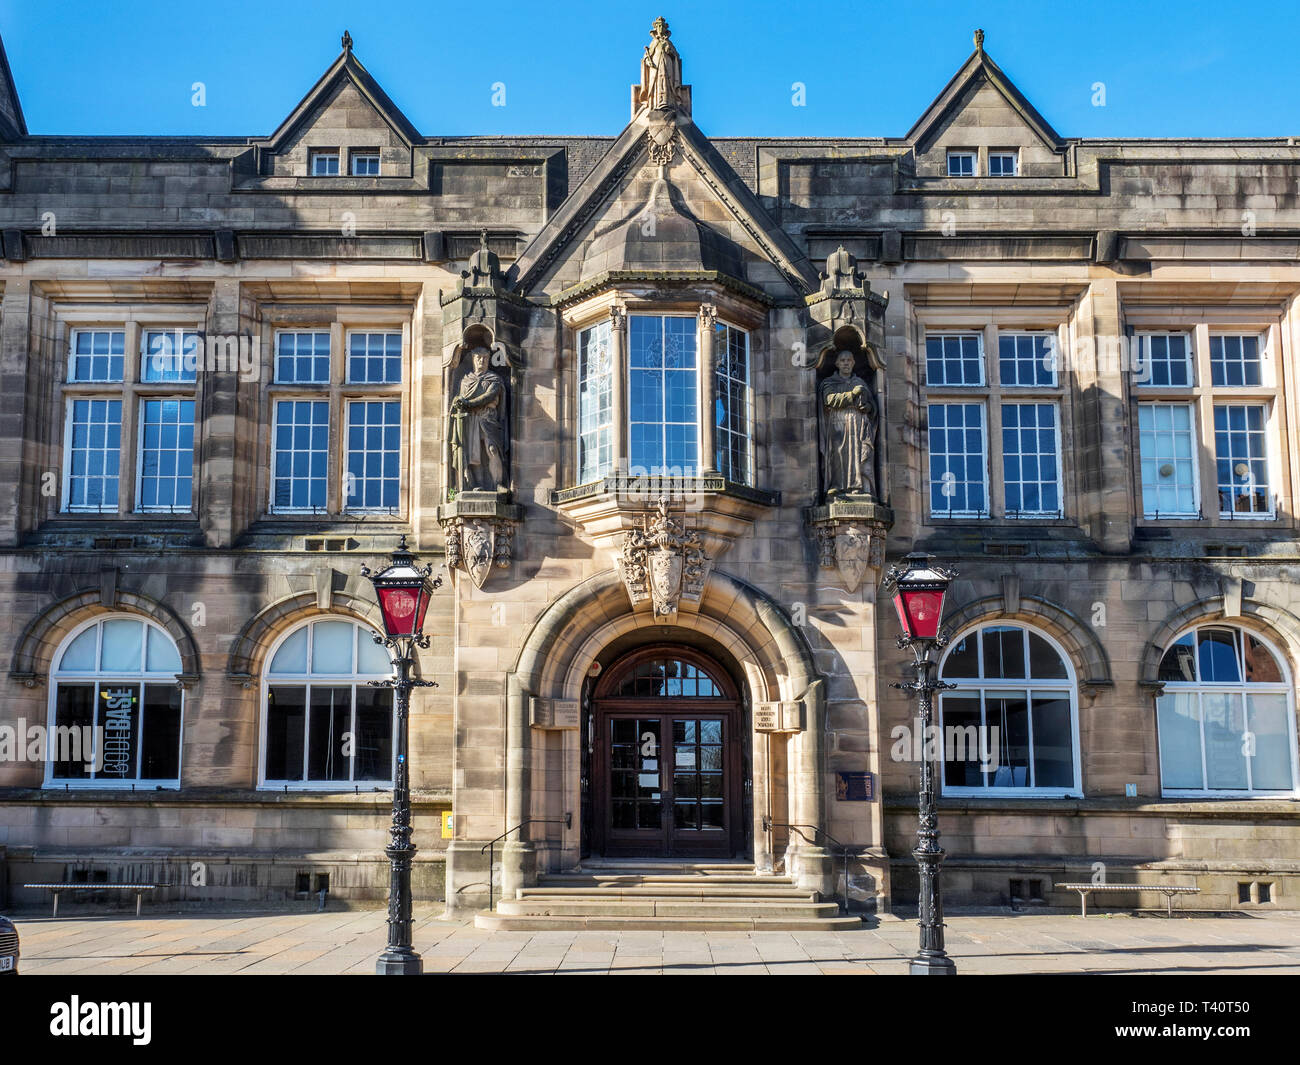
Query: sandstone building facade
0 21 1296 918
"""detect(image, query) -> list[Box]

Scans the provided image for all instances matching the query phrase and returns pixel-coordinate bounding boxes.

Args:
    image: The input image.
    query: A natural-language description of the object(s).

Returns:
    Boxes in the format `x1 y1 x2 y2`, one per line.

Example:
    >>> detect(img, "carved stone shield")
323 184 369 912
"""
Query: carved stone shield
648 546 683 615
464 520 494 589
835 524 871 593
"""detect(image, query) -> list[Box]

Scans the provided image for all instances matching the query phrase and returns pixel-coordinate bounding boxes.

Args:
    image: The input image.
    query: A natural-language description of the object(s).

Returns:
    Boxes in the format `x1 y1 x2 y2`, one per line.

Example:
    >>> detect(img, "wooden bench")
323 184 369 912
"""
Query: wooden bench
23 883 156 918
1055 881 1200 918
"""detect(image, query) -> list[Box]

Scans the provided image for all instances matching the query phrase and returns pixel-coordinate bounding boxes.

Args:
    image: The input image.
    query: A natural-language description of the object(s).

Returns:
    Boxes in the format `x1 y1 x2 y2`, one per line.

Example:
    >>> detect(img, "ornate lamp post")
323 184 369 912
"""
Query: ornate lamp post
362 535 442 976
882 552 958 976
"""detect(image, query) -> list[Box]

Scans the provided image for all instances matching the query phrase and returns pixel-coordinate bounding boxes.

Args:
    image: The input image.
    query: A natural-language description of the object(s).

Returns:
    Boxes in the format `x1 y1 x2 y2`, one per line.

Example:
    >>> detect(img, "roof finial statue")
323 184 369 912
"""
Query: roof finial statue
342 30 353 55
640 16 683 112
974 28 984 53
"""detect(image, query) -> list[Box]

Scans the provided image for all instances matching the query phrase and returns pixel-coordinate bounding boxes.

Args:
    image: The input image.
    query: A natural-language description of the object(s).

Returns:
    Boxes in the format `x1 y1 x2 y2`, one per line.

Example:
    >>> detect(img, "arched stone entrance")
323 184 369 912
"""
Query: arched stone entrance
437 568 837 916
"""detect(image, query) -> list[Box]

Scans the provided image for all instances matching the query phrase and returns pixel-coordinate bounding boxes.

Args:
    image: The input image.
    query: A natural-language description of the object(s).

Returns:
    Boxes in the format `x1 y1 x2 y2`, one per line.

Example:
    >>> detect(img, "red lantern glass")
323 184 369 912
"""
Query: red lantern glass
893 588 945 641
366 536 435 641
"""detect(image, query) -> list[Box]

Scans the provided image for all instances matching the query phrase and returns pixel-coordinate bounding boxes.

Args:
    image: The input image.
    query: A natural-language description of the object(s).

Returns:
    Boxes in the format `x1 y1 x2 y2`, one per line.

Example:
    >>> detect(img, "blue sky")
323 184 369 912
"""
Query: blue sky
3 0 1299 139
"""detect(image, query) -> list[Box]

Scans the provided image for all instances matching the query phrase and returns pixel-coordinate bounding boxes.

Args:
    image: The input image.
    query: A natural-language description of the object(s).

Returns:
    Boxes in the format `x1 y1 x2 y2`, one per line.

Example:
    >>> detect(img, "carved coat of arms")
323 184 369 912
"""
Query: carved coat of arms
617 498 710 616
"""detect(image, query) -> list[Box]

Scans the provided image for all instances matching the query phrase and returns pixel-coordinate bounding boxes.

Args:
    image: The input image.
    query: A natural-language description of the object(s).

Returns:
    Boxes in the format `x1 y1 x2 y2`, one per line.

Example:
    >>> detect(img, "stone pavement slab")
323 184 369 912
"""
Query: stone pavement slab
8 907 1300 975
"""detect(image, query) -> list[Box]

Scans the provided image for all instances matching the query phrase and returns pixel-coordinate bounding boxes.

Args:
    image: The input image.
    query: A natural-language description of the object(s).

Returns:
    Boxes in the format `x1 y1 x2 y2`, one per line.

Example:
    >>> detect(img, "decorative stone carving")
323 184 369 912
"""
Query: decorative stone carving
616 497 711 616
819 349 879 500
807 504 890 593
464 230 501 291
640 17 683 112
442 515 516 590
450 346 509 493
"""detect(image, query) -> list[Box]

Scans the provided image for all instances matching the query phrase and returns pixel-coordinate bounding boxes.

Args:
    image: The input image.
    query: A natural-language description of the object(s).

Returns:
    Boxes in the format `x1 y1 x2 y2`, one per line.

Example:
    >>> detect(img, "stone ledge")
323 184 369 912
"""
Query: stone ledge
0 788 452 808
883 794 1300 818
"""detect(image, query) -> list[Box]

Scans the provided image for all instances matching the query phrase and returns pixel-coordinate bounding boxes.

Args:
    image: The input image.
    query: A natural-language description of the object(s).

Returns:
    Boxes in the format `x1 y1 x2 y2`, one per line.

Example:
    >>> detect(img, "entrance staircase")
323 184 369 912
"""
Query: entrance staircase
474 861 862 931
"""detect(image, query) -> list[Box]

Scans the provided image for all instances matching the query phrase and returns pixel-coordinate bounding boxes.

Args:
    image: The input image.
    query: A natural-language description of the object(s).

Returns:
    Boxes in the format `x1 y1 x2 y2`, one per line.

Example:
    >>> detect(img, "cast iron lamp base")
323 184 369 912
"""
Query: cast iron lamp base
909 953 957 976
376 948 423 976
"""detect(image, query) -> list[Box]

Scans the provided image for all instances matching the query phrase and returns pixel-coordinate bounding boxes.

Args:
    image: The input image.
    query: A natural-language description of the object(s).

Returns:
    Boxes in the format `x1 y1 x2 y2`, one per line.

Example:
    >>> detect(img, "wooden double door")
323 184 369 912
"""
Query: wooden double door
590 647 745 859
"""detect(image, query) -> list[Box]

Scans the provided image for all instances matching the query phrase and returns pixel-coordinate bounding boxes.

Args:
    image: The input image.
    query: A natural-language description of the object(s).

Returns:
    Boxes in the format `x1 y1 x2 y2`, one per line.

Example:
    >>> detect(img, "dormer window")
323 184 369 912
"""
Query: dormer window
988 150 1019 176
350 150 380 176
309 149 340 176
946 150 976 177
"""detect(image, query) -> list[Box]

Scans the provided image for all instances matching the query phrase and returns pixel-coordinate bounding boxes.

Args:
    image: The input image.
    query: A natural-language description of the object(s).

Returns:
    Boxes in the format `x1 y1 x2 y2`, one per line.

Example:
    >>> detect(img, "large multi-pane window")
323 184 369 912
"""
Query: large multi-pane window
138 399 196 512
1156 626 1296 796
713 321 751 484
60 323 199 515
629 315 698 476
923 328 1064 520
272 400 329 512
262 619 396 788
47 616 184 788
578 320 614 482
1133 327 1280 521
345 400 400 511
939 623 1081 796
268 326 406 516
575 312 753 486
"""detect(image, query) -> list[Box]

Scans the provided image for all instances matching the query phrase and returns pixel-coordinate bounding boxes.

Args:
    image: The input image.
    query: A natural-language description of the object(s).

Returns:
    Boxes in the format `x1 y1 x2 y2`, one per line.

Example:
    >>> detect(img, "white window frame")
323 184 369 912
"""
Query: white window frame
349 150 381 176
270 397 331 515
344 329 403 385
938 623 1083 798
1134 330 1195 389
626 312 701 478
946 150 976 177
274 329 332 385
343 398 402 514
1137 401 1202 519
926 400 990 519
987 150 1019 177
924 332 986 388
44 614 185 790
61 396 123 514
997 330 1058 388
134 396 197 514
309 149 340 176
577 318 616 484
1214 401 1275 519
68 327 126 383
258 619 397 791
714 318 753 486
1000 400 1063 518
1156 626 1299 798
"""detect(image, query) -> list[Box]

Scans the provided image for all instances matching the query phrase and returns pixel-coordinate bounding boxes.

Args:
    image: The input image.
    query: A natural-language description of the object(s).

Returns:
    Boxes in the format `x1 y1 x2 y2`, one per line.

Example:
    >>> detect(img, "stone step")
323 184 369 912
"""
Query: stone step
538 874 795 887
570 862 757 875
474 912 864 932
497 897 841 918
521 885 816 899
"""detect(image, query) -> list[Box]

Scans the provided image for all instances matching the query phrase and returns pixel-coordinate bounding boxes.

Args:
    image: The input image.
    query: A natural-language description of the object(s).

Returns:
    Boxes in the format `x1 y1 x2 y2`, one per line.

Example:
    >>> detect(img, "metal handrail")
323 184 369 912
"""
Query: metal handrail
479 814 572 911
762 817 854 912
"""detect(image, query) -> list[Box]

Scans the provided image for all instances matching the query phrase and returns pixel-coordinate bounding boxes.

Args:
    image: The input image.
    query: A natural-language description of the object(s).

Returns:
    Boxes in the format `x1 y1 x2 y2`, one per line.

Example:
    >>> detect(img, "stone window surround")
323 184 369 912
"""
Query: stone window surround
560 287 767 489
53 304 208 521
44 612 186 791
1125 310 1287 528
917 307 1074 525
937 620 1083 799
260 308 412 521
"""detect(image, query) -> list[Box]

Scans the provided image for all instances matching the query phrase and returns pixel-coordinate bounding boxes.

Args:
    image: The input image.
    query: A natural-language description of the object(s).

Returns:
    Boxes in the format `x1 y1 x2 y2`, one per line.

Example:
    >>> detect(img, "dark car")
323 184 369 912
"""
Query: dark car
0 917 18 974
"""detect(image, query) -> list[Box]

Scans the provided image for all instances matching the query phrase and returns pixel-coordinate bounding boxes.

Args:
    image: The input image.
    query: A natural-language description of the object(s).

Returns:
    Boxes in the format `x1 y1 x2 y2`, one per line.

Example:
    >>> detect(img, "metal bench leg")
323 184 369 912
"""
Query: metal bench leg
136 892 143 918
1166 892 1173 919
52 891 59 919
1077 890 1088 917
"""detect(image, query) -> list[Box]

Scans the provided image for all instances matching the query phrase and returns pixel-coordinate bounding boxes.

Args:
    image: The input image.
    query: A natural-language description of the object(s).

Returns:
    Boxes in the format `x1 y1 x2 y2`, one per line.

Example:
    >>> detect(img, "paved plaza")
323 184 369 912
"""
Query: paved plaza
9 907 1300 975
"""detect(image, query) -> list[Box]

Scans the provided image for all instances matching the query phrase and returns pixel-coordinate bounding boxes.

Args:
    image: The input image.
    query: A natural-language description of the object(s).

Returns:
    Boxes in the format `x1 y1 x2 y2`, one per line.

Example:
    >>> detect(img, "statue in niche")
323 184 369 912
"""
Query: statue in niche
819 349 878 499
640 16 682 111
450 346 508 493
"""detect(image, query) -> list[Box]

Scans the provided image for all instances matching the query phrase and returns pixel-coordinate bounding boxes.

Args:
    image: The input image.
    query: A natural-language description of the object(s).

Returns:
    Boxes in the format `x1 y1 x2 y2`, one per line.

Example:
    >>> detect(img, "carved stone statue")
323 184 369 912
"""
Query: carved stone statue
819 349 878 499
450 346 508 493
640 16 682 111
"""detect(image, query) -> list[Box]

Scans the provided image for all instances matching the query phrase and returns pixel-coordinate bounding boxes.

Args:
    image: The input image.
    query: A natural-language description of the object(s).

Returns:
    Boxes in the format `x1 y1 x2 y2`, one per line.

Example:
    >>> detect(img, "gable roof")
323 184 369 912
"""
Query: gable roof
508 110 820 297
263 34 420 149
0 32 27 139
907 34 1063 151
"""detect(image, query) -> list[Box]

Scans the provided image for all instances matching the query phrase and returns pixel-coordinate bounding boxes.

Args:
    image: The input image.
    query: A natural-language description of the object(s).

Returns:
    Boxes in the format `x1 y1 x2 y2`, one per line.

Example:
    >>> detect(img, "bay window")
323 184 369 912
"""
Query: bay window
574 310 753 486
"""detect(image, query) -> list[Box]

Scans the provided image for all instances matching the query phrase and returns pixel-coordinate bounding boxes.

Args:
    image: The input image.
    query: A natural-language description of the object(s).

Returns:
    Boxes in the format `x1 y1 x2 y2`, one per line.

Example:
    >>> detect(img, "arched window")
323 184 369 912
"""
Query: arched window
47 615 184 787
938 623 1081 795
607 654 726 698
261 618 395 789
1155 625 1297 795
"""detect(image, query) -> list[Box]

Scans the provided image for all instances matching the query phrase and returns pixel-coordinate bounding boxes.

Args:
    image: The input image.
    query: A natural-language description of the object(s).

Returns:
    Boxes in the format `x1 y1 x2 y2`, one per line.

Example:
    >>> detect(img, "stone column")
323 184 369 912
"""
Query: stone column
1078 278 1133 553
788 677 834 896
0 279 31 546
698 303 718 476
610 302 628 474
499 674 536 905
